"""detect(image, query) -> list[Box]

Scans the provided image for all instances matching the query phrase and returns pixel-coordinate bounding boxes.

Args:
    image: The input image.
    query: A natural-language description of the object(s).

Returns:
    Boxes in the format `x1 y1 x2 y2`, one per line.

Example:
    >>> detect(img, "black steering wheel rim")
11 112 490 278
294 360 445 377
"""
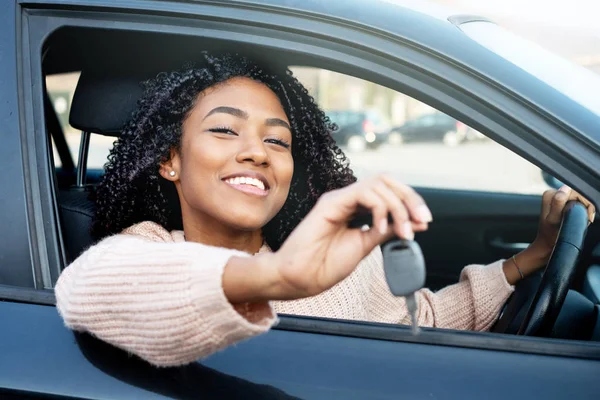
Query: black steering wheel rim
516 201 589 336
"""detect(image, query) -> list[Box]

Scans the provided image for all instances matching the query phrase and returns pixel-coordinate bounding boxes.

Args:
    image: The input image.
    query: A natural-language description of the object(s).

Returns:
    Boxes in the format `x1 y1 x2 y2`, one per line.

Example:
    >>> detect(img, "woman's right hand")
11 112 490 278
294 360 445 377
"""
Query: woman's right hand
265 175 432 300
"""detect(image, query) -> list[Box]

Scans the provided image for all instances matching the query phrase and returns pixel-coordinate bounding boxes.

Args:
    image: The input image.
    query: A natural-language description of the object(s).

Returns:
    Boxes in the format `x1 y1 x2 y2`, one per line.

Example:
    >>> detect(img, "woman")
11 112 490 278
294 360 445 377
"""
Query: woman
55 52 595 368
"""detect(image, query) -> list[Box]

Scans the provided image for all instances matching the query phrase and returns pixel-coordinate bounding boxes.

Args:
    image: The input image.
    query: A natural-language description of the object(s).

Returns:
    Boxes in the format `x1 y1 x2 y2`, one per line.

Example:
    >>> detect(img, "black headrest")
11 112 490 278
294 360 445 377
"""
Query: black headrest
69 70 145 136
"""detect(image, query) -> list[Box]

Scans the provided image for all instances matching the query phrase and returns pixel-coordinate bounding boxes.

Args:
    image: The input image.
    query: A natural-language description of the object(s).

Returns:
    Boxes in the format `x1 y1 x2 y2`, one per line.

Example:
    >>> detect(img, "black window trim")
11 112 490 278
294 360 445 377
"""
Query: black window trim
17 2 600 360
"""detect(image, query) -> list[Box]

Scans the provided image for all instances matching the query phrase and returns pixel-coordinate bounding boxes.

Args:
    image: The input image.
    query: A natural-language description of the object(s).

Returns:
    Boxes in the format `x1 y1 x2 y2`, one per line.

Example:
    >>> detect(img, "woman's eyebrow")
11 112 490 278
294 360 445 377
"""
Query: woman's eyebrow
204 106 291 131
204 106 249 120
266 118 291 131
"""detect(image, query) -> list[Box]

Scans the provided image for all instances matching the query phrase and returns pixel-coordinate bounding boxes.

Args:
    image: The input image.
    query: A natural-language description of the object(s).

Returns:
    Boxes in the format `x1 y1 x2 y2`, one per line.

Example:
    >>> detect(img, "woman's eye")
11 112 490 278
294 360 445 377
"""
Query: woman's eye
265 138 291 149
208 127 238 135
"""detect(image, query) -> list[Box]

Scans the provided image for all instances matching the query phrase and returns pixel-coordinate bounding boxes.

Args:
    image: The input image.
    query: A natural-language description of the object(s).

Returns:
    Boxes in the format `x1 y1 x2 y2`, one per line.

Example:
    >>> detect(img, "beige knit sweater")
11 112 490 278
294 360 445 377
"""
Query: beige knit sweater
55 221 514 367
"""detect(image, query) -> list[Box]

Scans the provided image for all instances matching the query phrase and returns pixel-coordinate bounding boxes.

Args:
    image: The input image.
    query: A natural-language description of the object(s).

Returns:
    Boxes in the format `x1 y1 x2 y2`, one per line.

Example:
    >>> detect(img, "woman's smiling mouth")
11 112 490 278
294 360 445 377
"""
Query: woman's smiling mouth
222 174 270 197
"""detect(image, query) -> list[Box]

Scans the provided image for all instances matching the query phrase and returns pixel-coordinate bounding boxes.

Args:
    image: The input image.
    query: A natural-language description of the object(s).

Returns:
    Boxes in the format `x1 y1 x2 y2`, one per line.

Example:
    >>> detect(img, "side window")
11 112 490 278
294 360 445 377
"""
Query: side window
47 67 552 195
291 67 550 194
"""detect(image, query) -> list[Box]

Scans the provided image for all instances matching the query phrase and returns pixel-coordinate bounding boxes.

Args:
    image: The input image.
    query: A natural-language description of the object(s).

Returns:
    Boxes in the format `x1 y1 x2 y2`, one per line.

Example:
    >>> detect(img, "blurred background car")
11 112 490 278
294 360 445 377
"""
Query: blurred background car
327 109 391 151
388 112 485 146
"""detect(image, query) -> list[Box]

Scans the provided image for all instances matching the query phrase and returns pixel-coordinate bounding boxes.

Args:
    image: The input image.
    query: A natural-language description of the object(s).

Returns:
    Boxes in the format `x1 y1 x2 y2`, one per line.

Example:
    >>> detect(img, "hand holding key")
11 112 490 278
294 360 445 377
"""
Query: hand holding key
261 175 432 301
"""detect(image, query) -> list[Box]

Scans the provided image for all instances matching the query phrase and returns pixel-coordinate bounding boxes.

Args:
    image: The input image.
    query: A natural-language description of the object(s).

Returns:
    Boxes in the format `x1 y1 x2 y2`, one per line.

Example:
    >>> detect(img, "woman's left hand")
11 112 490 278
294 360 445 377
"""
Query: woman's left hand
505 186 596 284
531 185 595 260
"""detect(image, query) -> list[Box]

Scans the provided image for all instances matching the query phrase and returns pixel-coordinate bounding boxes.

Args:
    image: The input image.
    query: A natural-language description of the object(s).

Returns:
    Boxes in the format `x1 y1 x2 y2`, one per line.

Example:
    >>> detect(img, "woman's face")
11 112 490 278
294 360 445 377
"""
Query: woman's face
164 77 294 232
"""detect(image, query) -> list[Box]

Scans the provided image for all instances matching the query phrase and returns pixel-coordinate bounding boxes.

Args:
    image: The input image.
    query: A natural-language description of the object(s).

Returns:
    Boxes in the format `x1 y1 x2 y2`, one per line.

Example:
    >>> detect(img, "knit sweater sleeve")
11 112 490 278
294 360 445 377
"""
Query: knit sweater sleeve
366 247 514 331
54 230 277 367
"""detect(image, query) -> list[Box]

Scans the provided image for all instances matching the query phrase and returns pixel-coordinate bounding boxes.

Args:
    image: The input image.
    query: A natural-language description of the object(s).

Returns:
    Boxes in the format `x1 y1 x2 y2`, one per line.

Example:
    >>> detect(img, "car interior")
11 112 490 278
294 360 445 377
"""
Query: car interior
43 27 600 343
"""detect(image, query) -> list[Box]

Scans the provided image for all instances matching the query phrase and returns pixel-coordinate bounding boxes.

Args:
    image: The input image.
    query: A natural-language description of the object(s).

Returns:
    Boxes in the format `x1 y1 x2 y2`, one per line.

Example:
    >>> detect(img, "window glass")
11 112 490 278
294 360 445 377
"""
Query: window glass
291 67 550 194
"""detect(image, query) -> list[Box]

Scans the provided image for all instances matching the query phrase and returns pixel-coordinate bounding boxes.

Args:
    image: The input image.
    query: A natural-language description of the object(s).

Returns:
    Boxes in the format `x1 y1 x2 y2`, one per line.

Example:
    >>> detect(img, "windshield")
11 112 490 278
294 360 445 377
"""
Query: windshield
459 21 600 117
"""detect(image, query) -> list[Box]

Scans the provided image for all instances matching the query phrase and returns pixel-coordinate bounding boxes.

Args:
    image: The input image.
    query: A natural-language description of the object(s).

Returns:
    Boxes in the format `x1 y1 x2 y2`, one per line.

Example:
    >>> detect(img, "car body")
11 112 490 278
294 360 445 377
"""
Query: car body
2 0 600 399
327 110 391 151
389 112 484 146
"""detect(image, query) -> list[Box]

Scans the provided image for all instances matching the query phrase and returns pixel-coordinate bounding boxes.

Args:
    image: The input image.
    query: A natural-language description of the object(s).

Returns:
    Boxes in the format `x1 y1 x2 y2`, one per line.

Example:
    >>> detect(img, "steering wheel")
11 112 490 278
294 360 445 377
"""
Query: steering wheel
492 201 589 337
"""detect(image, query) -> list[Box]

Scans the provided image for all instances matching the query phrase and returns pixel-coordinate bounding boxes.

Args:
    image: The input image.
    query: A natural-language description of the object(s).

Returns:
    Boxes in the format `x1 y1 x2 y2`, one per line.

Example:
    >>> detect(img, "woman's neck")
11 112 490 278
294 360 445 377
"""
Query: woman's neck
182 217 264 254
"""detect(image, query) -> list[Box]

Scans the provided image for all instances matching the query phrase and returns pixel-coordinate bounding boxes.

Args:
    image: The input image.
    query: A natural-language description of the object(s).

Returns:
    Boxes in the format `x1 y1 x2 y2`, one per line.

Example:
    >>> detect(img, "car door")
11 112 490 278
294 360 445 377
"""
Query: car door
2 1 599 399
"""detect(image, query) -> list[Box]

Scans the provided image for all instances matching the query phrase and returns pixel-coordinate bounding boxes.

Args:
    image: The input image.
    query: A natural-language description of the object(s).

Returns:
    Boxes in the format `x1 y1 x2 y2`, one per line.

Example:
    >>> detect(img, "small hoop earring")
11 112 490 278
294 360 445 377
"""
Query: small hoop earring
169 171 176 177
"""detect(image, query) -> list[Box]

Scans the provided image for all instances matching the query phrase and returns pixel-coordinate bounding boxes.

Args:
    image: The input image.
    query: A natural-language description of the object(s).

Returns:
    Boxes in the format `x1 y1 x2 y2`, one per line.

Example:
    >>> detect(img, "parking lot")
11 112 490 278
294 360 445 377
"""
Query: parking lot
345 140 549 194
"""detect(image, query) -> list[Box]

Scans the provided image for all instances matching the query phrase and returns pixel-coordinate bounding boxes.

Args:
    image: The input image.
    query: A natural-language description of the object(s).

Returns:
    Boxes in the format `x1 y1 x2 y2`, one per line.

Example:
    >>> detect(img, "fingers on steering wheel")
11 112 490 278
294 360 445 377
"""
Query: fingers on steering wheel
541 189 556 221
543 186 596 225
547 186 571 225
566 189 596 224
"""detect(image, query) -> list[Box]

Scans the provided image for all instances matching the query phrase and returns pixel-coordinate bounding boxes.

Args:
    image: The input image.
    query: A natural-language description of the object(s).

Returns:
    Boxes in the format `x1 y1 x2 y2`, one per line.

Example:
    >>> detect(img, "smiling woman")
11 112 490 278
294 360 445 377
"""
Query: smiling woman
91 53 355 247
54 51 593 368
158 78 294 248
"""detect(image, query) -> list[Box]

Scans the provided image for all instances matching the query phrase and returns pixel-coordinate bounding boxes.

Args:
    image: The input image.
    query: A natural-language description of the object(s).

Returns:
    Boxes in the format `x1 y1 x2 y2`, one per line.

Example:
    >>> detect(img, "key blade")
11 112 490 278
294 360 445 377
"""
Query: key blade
406 293 420 336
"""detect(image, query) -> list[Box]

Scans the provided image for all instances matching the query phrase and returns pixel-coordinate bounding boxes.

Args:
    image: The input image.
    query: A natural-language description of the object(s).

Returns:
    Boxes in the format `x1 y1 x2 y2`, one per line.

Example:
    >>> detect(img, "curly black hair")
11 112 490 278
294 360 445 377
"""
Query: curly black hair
93 52 356 250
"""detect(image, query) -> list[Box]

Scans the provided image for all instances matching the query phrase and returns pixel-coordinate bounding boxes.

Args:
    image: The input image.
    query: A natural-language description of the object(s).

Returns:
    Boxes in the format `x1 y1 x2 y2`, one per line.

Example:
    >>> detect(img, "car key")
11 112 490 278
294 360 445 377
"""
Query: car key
349 212 427 334
381 240 426 335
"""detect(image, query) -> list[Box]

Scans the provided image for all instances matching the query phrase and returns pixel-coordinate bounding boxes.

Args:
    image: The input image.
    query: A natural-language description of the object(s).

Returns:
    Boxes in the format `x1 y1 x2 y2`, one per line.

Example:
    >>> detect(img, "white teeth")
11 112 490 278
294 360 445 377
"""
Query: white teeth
225 176 267 191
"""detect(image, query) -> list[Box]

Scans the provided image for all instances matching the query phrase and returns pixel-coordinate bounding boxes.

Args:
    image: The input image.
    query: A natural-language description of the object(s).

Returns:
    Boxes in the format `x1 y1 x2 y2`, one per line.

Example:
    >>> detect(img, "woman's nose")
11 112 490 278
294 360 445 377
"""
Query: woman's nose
235 136 270 166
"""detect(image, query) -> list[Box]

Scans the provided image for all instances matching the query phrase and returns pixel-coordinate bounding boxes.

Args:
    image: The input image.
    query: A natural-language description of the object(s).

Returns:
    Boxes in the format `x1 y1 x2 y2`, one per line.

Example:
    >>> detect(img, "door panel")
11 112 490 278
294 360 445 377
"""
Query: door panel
1 302 599 399
416 188 541 290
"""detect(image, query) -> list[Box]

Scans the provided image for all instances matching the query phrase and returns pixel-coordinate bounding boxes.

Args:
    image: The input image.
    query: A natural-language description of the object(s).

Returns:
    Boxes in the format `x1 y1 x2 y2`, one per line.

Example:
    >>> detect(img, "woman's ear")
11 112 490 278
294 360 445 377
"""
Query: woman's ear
159 148 181 181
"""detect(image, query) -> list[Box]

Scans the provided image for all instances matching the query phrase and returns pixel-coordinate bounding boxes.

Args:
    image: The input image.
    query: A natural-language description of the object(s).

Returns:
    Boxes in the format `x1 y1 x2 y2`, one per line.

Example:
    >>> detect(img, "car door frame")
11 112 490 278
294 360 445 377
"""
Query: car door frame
0 0 40 291
19 0 600 350
5 0 600 392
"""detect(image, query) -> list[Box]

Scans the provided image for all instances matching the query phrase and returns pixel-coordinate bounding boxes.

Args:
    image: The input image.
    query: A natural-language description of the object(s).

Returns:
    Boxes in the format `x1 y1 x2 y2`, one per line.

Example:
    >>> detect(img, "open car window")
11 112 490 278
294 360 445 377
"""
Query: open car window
40 25 596 347
48 67 552 195
292 67 551 194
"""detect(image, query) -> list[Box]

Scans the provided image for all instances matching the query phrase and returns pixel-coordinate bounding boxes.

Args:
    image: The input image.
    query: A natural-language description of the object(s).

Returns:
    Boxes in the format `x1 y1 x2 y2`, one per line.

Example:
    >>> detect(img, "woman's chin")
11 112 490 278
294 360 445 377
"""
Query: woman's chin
225 217 270 233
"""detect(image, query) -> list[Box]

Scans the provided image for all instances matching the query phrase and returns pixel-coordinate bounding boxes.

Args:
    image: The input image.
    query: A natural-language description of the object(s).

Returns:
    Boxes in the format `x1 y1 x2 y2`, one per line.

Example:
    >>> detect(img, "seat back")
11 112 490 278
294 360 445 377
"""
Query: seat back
58 188 96 263
57 69 144 264
58 179 182 264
